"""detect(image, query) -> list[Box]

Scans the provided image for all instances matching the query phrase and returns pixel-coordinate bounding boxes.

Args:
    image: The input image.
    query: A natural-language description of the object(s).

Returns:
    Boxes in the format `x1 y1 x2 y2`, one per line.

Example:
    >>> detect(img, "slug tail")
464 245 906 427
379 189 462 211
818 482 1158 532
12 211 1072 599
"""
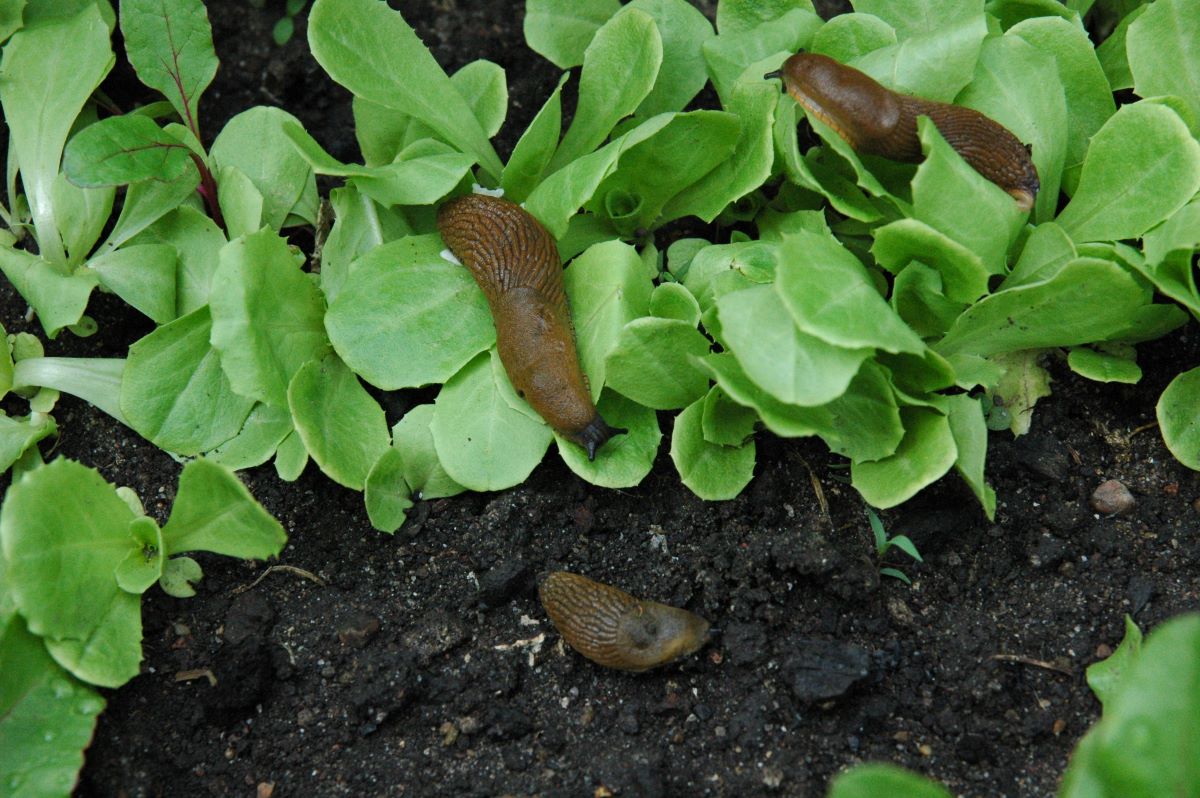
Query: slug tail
579 415 627 461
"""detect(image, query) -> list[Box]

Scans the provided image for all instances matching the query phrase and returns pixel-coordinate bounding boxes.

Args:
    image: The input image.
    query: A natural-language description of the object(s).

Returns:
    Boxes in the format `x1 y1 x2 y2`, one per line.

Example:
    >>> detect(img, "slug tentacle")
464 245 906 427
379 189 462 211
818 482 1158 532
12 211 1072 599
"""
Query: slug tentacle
539 571 712 672
771 52 1039 211
437 195 622 460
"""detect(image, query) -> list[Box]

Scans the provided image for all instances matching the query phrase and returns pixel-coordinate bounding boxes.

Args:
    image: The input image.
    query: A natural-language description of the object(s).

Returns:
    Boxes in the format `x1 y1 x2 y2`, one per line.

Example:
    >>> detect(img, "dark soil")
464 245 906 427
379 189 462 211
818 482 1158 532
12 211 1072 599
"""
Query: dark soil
7 1 1198 796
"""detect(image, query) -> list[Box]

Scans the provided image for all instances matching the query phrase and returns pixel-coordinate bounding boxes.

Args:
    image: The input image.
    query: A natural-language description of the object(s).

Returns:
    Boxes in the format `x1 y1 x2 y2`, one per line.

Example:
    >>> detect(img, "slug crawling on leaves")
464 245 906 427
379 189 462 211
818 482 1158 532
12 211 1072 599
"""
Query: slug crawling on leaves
539 571 712 672
437 194 624 460
767 52 1040 211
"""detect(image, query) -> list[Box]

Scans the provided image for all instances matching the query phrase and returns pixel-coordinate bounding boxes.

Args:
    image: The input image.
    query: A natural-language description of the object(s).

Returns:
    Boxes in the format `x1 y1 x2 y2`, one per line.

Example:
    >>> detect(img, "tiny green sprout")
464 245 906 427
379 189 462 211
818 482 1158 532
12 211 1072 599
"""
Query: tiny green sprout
272 0 310 46
865 506 923 585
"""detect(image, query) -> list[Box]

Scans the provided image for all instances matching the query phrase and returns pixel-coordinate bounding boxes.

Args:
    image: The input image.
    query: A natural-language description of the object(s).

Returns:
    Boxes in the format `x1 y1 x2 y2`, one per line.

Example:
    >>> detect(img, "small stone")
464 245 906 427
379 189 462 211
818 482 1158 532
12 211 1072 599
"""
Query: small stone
1091 479 1135 514
337 611 381 648
1014 433 1069 481
618 703 641 735
762 766 784 789
1128 574 1155 615
886 597 914 626
1094 643 1113 659
919 744 933 757
723 622 768 667
1052 718 1067 735
1030 534 1069 569
483 706 533 740
782 639 871 702
477 560 531 607
439 720 459 746
256 783 275 798
401 609 467 665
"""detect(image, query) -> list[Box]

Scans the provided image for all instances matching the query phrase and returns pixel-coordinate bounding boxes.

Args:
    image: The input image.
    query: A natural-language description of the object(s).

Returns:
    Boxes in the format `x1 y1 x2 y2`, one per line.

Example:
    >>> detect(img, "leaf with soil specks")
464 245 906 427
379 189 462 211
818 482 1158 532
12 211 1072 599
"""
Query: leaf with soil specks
990 349 1052 436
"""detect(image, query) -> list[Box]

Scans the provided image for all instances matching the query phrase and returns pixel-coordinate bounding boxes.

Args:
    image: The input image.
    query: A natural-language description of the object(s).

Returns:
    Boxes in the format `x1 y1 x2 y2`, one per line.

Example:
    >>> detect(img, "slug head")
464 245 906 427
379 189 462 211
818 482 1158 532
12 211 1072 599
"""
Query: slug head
775 52 901 149
575 415 627 461
613 600 712 672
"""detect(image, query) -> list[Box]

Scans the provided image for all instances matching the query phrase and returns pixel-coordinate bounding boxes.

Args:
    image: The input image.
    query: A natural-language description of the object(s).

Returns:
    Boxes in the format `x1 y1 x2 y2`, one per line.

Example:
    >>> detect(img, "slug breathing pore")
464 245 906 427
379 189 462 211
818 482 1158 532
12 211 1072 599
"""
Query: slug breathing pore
766 52 1040 211
436 194 624 461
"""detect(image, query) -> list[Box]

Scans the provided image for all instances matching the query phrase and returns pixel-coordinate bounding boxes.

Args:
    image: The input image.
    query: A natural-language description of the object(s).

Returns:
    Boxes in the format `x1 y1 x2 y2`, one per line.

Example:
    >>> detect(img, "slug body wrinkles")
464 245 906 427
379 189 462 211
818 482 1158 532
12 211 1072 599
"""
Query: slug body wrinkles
437 195 623 460
770 53 1040 211
539 571 712 672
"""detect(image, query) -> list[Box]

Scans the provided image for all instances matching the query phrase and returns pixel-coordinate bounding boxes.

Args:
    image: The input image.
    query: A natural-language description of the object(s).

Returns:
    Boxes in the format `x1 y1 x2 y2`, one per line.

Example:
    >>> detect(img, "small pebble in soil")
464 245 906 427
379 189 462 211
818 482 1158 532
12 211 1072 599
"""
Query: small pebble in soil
1030 534 1069 569
1014 432 1069 481
762 766 784 789
401 609 467 664
782 639 871 702
1091 479 1135 514
618 703 640 735
886 597 915 626
722 621 768 666
336 611 381 648
477 559 531 607
1128 574 1155 615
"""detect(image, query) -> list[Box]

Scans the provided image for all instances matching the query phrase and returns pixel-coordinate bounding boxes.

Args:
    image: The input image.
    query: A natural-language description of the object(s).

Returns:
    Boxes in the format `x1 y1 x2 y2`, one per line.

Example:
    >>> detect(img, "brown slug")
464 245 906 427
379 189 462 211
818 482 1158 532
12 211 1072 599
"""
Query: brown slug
437 194 624 460
538 571 711 672
767 52 1039 211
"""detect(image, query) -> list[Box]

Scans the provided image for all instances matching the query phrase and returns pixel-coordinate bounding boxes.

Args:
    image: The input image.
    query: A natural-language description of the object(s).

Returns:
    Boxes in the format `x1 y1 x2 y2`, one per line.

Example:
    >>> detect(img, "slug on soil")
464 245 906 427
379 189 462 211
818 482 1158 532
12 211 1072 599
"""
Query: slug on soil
538 571 711 672
436 194 624 460
767 52 1040 211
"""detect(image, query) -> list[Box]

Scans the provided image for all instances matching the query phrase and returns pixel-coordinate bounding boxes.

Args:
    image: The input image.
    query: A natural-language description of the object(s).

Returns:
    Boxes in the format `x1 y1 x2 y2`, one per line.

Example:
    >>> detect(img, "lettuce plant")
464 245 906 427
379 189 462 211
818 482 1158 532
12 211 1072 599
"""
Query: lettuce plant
0 456 286 795
286 0 1197 516
2 0 1198 525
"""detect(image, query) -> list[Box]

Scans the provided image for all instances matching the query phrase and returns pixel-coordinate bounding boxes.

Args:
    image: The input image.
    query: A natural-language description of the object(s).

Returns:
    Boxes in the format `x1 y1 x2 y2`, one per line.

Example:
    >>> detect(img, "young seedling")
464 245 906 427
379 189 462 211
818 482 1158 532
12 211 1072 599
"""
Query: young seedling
865 506 923 585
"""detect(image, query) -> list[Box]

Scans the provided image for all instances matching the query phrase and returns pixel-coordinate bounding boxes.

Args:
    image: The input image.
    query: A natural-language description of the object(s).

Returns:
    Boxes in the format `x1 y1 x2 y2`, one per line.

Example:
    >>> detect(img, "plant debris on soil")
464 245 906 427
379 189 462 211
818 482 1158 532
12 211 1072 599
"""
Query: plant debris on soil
5 1 1195 796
